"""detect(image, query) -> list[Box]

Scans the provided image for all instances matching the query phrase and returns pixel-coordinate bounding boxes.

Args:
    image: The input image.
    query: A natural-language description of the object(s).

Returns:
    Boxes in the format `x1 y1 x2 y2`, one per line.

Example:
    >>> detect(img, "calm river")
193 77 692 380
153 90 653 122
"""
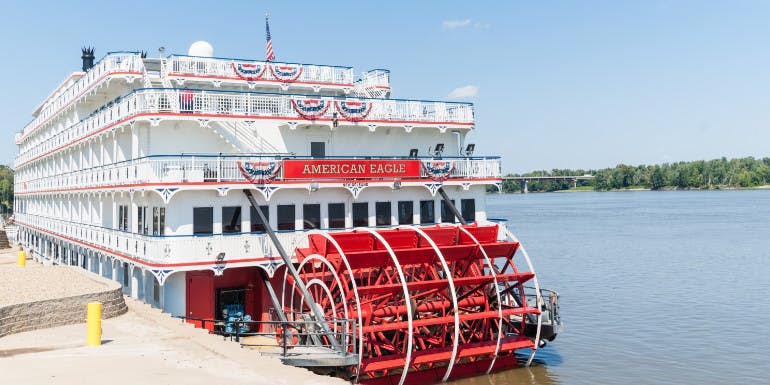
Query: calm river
451 190 770 385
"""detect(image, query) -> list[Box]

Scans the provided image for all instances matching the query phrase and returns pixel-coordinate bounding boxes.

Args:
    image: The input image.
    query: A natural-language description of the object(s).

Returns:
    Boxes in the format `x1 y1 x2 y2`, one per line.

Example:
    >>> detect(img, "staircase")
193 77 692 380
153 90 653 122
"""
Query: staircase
0 228 10 249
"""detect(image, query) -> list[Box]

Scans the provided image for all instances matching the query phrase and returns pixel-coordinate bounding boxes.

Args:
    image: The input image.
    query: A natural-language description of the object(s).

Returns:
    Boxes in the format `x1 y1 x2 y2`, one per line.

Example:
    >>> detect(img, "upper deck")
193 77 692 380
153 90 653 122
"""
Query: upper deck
16 52 393 148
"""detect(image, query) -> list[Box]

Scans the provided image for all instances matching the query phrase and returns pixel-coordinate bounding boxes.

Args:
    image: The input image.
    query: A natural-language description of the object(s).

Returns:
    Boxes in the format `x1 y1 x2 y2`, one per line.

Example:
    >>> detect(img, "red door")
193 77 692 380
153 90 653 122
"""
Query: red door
186 271 215 331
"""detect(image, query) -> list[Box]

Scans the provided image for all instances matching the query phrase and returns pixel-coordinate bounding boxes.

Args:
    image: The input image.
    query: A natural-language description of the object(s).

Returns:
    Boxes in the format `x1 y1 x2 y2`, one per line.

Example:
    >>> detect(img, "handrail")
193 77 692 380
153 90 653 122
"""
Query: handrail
19 52 144 142
15 155 502 194
13 212 310 266
175 314 357 358
14 88 475 169
167 55 354 85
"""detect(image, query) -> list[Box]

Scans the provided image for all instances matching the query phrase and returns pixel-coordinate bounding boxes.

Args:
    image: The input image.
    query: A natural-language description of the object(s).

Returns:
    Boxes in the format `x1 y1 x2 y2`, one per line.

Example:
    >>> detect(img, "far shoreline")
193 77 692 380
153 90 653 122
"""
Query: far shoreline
495 184 770 194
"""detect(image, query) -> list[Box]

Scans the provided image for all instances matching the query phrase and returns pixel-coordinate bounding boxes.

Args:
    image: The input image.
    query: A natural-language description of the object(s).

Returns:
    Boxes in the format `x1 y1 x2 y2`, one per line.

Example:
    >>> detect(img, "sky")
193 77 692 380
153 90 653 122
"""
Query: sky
1 0 769 173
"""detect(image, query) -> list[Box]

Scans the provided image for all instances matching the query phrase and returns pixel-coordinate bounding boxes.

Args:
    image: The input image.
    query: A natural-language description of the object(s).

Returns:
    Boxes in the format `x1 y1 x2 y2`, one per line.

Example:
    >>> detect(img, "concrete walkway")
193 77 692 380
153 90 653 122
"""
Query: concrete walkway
0 248 345 385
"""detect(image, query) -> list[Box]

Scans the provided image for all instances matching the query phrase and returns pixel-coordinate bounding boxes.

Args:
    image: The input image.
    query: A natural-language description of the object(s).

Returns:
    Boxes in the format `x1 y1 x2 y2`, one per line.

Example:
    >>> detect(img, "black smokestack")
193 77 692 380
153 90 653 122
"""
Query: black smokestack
81 47 95 71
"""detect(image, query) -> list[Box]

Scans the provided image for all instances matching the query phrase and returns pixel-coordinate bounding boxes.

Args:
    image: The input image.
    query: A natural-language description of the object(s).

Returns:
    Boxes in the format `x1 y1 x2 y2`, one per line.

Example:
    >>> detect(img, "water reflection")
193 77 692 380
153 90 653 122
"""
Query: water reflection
446 348 563 385
447 362 560 385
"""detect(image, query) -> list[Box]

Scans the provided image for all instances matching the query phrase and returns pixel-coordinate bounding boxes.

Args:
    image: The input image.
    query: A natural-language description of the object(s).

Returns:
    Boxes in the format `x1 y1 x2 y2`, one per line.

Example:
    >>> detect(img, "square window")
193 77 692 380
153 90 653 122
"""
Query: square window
303 204 321 230
375 202 391 226
352 202 369 227
398 201 413 225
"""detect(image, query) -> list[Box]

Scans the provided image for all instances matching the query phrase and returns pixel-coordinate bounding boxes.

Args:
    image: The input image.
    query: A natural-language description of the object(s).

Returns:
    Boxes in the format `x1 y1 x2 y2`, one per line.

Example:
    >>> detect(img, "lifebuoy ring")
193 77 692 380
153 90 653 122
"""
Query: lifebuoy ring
275 326 299 347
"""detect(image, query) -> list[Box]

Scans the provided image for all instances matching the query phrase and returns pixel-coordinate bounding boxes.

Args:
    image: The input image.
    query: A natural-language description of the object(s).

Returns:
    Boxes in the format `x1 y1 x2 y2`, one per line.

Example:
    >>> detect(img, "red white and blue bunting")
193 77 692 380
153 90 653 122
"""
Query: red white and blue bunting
231 62 267 81
237 161 281 184
291 98 329 120
270 63 303 82
335 100 372 121
422 160 454 181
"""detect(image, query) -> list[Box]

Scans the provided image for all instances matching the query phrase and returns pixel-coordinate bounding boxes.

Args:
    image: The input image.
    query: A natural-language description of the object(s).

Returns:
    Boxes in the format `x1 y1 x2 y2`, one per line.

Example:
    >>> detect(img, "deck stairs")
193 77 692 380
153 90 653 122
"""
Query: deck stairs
0 228 10 249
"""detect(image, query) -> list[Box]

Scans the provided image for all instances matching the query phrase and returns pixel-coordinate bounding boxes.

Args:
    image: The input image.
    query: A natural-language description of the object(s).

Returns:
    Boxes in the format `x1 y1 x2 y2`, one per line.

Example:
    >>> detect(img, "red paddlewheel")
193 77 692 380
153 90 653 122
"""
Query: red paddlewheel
282 224 540 385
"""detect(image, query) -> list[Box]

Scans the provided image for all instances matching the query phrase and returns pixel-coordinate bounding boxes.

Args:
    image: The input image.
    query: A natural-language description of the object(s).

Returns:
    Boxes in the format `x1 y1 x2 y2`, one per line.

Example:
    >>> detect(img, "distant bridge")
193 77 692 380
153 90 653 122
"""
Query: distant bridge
501 175 595 193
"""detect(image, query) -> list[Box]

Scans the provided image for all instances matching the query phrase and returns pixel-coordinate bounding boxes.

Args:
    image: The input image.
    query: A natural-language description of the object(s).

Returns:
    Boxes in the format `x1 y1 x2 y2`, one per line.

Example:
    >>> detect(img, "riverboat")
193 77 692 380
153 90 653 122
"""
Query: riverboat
12 33 561 385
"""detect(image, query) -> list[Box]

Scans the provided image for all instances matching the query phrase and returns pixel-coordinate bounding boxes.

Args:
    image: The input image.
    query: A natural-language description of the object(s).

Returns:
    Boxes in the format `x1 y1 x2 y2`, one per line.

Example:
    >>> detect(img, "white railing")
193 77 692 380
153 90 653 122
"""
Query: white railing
18 52 145 143
16 155 501 194
14 89 475 169
354 69 391 98
167 55 354 86
14 213 309 266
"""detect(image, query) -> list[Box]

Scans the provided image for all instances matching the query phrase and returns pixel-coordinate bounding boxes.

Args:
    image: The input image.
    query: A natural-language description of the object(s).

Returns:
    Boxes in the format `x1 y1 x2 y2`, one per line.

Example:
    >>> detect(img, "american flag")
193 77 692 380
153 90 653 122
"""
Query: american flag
265 13 275 62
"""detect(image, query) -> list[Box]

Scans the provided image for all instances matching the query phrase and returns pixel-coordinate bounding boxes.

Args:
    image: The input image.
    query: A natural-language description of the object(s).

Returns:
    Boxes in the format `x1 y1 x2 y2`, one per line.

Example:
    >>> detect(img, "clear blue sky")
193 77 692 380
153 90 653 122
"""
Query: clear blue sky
2 0 769 173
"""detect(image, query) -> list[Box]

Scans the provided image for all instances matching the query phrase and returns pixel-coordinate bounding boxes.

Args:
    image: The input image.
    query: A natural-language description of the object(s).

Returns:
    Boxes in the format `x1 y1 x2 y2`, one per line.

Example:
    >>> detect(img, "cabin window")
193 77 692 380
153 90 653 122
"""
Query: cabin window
353 202 369 227
398 201 414 225
222 206 242 233
193 207 214 234
311 142 326 158
250 205 269 232
118 205 129 231
152 207 165 236
153 279 160 304
137 206 146 234
122 262 129 286
376 202 391 226
303 204 321 230
441 200 456 223
138 206 150 235
328 203 346 229
461 199 476 222
277 205 296 231
420 200 435 224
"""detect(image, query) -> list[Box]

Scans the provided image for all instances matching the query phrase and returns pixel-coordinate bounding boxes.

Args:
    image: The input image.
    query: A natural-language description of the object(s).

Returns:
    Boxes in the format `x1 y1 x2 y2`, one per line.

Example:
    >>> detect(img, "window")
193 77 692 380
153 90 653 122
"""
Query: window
118 205 129 231
193 207 214 234
461 199 476 223
250 205 269 232
328 203 346 229
277 205 295 231
153 279 160 304
311 141 325 158
441 199 456 223
122 262 129 286
153 207 165 235
376 202 391 226
222 206 242 233
398 201 414 225
138 206 148 235
420 200 435 224
353 202 369 227
303 204 321 230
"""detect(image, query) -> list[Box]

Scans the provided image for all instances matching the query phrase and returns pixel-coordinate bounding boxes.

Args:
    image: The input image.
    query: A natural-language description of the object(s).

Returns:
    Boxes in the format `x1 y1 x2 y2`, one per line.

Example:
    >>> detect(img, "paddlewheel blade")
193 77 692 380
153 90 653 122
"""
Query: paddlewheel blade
282 223 540 385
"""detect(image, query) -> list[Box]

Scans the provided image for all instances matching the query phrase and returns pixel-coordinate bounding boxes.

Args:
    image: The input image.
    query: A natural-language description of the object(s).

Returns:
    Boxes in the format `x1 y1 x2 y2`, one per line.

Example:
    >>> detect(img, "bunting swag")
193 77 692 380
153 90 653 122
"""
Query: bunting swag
231 62 267 81
237 161 281 184
422 160 454 181
335 100 372 121
291 98 329 120
270 63 303 82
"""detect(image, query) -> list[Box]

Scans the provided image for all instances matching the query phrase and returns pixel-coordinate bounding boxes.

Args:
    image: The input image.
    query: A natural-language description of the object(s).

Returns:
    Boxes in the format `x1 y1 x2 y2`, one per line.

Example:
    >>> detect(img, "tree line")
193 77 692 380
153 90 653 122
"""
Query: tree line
0 165 12 214
502 156 770 192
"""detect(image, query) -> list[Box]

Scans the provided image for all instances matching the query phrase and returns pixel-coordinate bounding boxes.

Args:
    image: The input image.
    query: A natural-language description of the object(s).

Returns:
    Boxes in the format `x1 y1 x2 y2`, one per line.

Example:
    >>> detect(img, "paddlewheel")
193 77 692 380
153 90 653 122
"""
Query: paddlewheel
281 223 545 385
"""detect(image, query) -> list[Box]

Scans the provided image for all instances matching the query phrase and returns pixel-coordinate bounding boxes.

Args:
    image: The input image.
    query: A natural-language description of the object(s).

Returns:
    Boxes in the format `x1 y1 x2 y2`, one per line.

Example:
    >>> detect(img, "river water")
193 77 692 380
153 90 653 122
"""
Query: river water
450 190 770 385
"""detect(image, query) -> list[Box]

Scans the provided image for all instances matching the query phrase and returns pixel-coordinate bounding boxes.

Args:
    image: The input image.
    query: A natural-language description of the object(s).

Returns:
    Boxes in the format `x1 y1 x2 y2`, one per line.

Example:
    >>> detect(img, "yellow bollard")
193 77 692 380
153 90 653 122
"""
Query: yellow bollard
17 250 26 267
86 302 102 346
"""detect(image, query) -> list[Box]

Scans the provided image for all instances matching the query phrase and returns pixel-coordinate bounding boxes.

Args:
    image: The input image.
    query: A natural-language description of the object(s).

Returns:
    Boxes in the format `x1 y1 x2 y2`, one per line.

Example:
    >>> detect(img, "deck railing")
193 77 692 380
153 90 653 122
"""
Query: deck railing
14 212 309 265
167 55 355 86
18 52 145 143
16 155 501 194
14 89 474 168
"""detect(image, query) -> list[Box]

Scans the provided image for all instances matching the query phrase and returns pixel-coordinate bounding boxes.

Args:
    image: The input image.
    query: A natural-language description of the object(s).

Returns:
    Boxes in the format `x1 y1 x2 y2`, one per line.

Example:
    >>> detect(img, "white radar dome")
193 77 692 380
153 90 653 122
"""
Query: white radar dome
188 41 214 57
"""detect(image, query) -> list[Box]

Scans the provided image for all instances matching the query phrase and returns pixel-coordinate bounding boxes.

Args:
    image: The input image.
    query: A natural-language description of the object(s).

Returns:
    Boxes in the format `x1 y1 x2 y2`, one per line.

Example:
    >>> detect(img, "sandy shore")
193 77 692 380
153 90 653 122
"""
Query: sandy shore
0 247 345 385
